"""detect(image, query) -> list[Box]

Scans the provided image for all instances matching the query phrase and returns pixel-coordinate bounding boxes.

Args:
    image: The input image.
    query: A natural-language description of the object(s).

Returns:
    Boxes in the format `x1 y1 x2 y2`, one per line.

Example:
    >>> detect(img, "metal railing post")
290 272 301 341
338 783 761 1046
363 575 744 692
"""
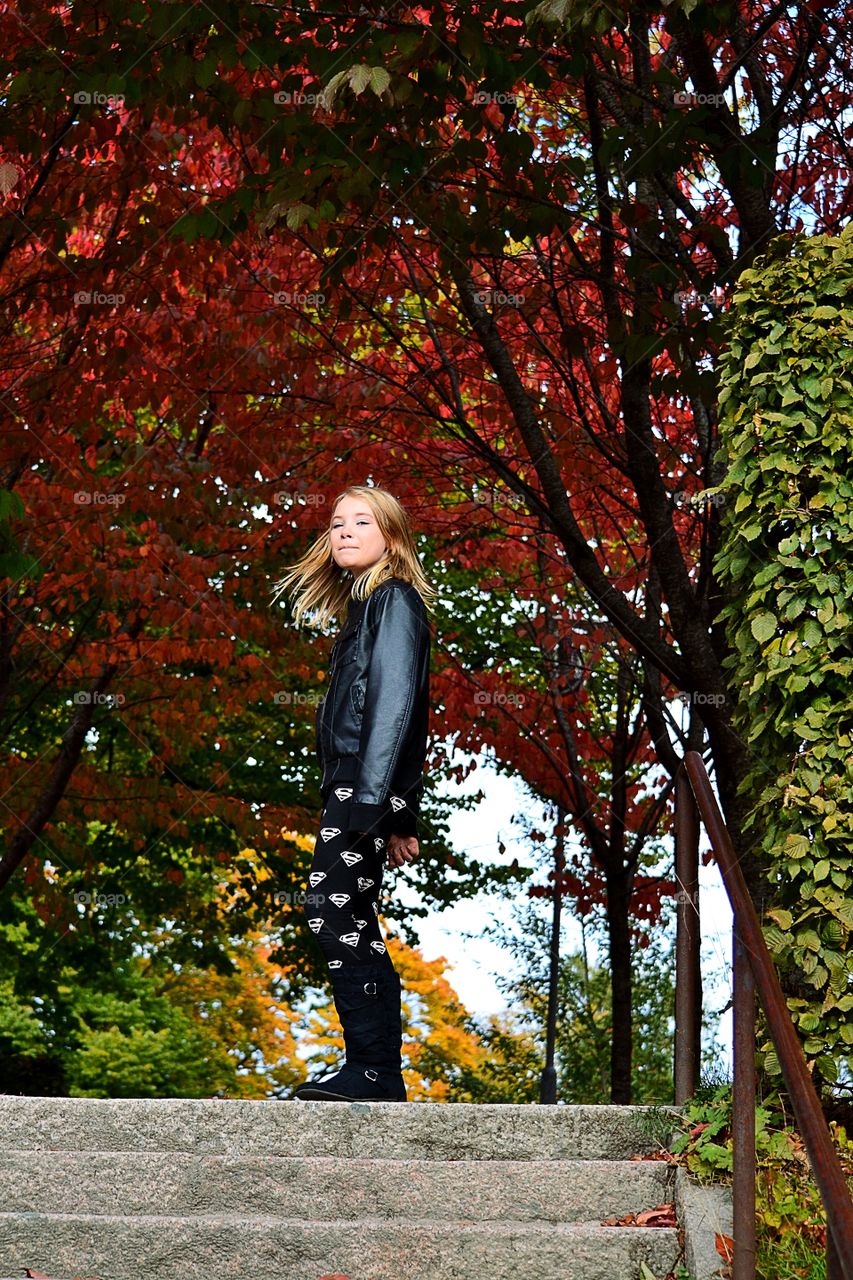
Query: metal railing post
683 751 853 1280
829 1226 843 1280
675 767 702 1104
733 921 757 1280
540 803 565 1105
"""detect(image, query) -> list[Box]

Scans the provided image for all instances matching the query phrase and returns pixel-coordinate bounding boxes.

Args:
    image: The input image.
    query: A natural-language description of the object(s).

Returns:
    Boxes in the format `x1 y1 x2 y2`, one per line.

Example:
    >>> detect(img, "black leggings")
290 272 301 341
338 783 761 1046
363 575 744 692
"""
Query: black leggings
303 783 398 970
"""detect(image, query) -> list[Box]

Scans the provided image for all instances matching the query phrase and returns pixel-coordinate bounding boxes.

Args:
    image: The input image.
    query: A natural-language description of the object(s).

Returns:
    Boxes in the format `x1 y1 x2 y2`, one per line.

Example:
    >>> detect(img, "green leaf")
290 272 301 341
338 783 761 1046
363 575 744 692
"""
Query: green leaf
751 613 777 643
285 202 314 230
8 72 31 103
0 490 25 520
802 618 822 646
826 898 853 928
194 56 218 88
784 834 811 859
349 65 372 95
368 67 391 96
320 69 349 109
764 1048 782 1075
763 924 788 952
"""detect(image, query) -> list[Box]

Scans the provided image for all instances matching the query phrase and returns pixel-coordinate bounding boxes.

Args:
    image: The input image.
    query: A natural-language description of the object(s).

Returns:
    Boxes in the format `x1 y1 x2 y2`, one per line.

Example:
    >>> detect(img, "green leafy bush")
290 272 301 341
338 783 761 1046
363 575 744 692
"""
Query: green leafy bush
671 1086 853 1279
714 223 853 1087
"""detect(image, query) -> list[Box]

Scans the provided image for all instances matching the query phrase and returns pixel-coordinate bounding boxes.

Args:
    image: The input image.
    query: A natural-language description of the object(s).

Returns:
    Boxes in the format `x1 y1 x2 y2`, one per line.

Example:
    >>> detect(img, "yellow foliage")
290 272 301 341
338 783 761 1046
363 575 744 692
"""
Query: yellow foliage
160 928 304 1098
279 829 317 854
164 847 529 1101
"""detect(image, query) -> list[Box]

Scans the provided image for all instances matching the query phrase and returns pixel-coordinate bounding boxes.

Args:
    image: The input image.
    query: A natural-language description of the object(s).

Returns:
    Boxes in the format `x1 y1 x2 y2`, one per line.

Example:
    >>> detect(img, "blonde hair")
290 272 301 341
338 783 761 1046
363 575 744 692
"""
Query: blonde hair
270 485 438 630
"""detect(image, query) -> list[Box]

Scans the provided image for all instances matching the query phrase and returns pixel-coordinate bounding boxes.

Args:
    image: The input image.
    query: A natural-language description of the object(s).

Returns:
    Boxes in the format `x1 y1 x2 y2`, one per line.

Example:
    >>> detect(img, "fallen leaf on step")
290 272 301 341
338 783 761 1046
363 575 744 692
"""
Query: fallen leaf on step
630 1149 675 1162
601 1202 676 1228
22 1273 102 1280
637 1204 678 1228
716 1232 735 1261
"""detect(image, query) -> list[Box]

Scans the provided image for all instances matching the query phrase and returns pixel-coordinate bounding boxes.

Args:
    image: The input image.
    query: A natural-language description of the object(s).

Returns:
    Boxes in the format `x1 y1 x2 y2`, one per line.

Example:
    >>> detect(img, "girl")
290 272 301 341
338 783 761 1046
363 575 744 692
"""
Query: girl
271 485 436 1101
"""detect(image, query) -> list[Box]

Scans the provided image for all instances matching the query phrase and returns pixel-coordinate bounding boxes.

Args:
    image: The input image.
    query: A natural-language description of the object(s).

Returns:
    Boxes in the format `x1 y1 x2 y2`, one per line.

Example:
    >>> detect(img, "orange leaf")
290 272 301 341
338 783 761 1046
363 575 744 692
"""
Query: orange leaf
716 1233 735 1261
636 1203 677 1228
601 1203 676 1228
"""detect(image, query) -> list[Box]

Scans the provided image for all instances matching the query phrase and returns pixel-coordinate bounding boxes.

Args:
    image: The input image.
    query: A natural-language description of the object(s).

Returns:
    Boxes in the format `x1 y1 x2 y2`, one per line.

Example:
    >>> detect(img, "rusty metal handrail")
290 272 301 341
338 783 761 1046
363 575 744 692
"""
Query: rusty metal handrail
675 750 853 1280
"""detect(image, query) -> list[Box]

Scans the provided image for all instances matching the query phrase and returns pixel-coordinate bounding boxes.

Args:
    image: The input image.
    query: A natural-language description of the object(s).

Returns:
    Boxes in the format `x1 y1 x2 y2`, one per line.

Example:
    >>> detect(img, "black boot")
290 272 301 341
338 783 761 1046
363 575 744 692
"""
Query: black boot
293 960 407 1102
381 965 406 1094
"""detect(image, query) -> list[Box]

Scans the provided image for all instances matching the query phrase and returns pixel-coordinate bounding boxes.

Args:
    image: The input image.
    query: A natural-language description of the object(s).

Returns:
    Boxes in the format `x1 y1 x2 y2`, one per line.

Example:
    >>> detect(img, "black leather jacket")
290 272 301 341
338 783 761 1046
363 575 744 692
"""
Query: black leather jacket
315 577 431 840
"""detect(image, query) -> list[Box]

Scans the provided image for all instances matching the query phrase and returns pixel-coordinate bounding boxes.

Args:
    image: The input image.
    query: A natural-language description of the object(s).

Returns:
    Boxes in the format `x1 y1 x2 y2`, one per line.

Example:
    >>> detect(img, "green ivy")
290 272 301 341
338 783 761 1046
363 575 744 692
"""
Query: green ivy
671 1086 853 1278
671 1086 796 1180
714 223 853 1086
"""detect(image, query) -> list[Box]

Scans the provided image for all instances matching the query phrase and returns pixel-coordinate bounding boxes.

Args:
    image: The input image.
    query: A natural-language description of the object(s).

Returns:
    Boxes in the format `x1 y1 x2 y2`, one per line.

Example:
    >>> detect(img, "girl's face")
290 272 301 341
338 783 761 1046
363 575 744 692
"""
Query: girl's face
330 495 388 576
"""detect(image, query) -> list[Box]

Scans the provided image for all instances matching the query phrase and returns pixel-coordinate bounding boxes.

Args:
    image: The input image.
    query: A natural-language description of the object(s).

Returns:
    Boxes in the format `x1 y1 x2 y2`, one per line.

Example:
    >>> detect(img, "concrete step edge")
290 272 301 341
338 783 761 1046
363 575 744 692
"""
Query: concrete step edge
0 1153 675 1222
0 1215 682 1280
0 1097 676 1161
0 1152 672 1170
0 1210 680 1233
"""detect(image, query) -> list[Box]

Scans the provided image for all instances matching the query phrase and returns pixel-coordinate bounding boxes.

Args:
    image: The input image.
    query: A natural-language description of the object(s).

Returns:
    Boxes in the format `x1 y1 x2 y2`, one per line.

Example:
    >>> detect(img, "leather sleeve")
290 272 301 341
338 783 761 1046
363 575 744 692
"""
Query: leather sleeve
348 584 428 835
314 695 323 772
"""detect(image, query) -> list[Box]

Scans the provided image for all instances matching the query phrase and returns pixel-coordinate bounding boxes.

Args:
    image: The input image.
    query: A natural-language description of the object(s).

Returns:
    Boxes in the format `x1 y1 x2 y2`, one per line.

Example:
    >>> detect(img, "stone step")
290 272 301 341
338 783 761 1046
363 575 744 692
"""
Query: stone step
0 1097 674 1161
0 1213 681 1280
0 1097 684 1280
0 1151 674 1221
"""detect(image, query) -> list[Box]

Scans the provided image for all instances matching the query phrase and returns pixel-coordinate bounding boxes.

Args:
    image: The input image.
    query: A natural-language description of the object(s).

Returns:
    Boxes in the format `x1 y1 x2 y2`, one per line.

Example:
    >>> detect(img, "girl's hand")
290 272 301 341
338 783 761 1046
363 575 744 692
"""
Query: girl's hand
387 833 418 867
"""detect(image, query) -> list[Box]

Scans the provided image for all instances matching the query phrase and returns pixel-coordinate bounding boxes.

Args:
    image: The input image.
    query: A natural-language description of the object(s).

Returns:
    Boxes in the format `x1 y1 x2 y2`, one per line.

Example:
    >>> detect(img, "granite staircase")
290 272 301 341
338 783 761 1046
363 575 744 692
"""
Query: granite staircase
0 1095 683 1280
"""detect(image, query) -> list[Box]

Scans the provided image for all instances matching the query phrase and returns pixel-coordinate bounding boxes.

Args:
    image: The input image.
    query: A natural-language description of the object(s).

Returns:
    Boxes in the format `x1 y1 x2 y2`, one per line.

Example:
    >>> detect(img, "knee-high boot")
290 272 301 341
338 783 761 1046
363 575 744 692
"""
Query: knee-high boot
381 964 406 1088
292 959 407 1102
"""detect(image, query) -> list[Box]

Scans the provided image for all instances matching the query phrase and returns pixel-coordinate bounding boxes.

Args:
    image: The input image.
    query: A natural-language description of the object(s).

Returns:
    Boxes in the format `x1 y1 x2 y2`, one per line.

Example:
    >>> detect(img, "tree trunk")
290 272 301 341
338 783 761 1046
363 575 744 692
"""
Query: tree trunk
0 609 144 893
606 867 633 1104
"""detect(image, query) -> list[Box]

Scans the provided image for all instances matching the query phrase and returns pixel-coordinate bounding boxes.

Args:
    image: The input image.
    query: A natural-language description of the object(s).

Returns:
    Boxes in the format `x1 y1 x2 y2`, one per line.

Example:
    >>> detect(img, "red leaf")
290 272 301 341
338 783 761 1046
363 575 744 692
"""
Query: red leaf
601 1202 676 1228
716 1233 735 1261
636 1203 677 1228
